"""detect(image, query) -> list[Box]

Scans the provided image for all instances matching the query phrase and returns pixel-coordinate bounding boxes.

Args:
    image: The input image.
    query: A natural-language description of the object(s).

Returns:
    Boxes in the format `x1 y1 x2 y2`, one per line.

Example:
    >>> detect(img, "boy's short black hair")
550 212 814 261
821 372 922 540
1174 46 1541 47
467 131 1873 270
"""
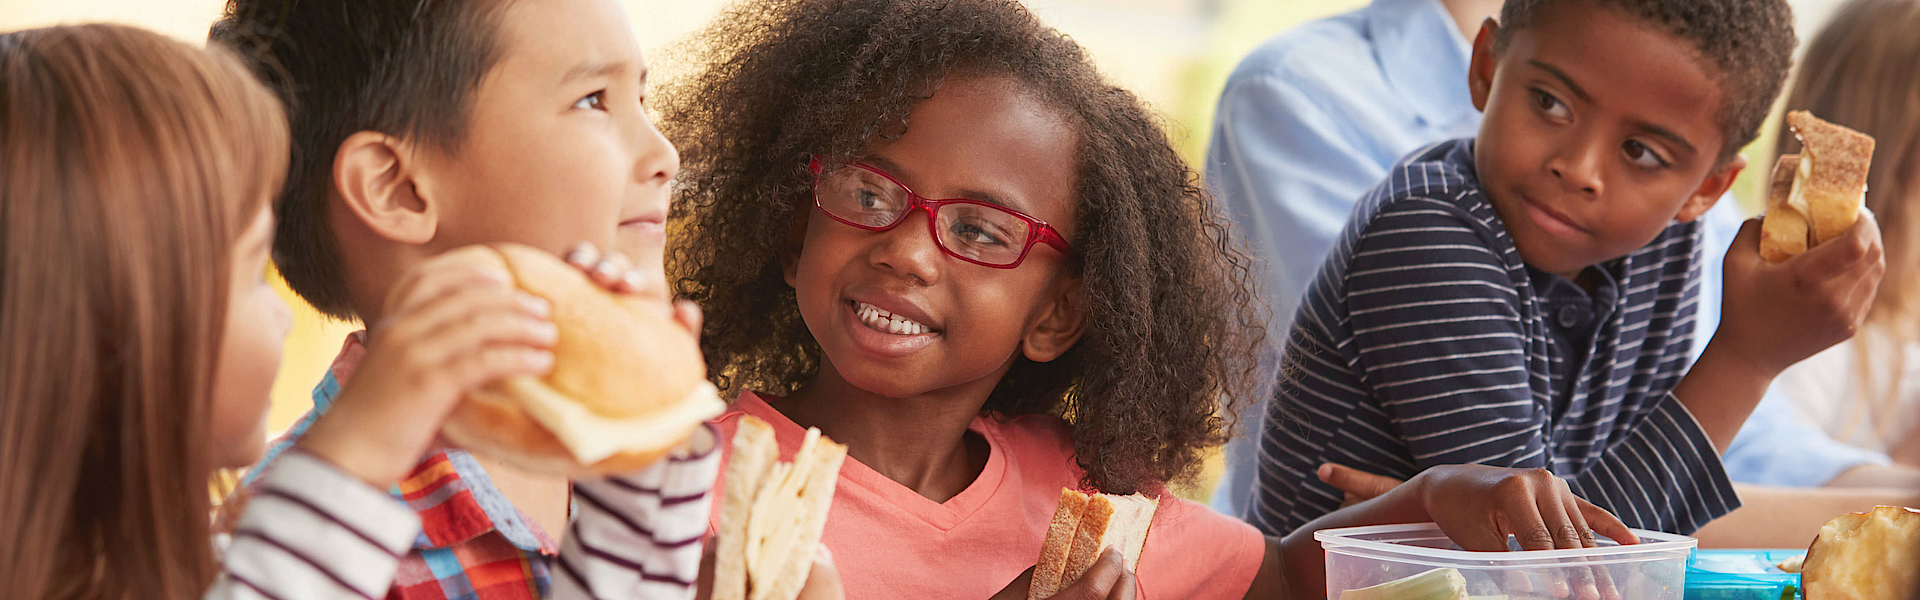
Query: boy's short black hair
210 0 510 318
1496 0 1795 161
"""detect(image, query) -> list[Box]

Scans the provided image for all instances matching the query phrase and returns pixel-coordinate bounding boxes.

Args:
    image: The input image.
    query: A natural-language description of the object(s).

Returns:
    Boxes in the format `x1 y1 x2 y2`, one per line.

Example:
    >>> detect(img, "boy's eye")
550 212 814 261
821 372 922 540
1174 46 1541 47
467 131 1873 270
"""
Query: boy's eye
1622 139 1669 169
573 90 607 111
1529 88 1570 120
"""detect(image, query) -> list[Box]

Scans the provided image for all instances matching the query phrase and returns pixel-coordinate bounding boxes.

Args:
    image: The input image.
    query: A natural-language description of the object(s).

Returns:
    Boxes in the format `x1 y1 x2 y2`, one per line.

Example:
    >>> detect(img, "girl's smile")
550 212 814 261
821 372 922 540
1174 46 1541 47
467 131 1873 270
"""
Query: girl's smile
844 297 942 358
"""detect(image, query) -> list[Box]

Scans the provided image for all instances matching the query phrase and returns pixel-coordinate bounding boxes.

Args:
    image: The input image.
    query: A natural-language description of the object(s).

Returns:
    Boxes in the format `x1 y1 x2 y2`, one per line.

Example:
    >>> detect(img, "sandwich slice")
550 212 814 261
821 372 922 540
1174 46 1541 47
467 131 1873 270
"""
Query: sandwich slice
713 415 848 600
1760 154 1809 263
1028 489 1159 600
1800 505 1920 600
438 243 726 475
1759 111 1875 262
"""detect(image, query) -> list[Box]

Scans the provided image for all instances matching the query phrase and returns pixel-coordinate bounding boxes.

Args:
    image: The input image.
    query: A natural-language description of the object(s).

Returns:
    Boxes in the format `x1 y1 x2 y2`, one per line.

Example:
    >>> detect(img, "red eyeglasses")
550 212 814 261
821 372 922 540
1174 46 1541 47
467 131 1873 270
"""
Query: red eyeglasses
808 158 1075 269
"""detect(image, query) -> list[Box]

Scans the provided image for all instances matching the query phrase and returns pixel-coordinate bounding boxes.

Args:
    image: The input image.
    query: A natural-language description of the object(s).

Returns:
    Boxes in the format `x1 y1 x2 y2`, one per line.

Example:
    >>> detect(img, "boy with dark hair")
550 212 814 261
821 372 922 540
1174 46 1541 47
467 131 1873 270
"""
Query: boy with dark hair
1256 0 1887 541
211 0 721 597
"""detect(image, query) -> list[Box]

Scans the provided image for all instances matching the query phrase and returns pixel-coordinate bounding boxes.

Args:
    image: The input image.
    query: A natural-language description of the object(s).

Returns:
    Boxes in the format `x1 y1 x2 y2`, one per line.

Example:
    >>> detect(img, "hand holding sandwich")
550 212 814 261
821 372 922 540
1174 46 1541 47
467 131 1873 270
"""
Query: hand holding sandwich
300 247 562 487
1672 209 1884 454
301 242 704 488
991 548 1139 600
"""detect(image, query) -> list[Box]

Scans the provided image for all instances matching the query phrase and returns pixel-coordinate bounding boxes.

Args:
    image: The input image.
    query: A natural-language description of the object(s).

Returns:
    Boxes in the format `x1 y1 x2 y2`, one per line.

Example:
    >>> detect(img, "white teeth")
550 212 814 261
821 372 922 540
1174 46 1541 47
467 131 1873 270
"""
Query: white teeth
853 301 930 335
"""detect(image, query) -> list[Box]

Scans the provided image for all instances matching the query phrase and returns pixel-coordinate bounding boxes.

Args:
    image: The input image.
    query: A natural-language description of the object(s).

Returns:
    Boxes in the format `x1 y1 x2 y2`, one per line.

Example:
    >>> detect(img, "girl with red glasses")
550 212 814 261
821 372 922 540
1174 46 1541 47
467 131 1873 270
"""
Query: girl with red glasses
664 1 1630 598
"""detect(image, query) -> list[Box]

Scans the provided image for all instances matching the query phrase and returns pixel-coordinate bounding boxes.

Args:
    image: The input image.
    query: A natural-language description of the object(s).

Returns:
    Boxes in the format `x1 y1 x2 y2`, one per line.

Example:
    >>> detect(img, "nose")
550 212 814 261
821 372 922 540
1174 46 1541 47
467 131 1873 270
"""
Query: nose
632 113 680 186
1547 138 1604 198
867 208 943 286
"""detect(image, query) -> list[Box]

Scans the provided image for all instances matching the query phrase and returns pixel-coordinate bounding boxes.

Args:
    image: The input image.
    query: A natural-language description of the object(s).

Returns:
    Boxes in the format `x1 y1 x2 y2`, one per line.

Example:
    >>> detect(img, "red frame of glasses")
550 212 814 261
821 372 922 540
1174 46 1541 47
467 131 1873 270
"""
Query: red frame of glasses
808 157 1075 269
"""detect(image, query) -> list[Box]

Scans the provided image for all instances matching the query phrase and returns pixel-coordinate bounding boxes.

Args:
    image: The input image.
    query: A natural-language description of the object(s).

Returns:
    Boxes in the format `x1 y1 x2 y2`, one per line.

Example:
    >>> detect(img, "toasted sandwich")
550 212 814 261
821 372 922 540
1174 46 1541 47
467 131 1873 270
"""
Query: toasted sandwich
1759 111 1875 262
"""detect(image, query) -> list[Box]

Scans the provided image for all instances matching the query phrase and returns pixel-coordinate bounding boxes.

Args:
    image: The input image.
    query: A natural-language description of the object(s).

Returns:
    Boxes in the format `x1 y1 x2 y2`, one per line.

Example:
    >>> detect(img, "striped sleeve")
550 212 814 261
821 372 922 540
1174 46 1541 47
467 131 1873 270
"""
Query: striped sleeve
1344 197 1551 470
1565 394 1739 534
552 423 723 600
204 449 420 600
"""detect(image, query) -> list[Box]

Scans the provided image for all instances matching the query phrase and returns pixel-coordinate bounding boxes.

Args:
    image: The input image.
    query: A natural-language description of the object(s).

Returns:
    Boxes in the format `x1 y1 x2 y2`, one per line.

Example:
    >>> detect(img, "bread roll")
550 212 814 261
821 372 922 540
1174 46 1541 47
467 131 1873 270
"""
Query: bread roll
438 243 725 476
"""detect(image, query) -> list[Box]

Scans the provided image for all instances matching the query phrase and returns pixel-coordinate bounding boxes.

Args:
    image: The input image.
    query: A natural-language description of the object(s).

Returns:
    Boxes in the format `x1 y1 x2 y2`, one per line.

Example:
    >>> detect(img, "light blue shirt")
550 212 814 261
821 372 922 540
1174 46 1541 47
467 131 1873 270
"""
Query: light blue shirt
1203 0 1887 518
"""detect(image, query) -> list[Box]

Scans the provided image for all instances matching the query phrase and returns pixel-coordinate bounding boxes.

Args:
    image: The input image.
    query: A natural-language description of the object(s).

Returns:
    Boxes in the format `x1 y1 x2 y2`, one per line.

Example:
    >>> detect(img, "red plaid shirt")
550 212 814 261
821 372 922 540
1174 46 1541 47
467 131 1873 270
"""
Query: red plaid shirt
244 333 558 600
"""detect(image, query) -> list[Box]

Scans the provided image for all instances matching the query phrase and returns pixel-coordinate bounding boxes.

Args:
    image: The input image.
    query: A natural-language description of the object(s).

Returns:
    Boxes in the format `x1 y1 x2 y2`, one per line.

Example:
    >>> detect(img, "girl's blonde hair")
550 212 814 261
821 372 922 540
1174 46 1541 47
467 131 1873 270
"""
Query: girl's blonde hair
0 24 287 600
1775 0 1920 446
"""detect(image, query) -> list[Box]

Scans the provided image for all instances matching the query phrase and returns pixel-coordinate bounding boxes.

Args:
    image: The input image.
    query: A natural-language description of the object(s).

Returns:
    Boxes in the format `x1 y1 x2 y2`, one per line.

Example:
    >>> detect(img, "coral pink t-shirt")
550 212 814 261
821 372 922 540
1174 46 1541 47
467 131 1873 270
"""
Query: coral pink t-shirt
709 391 1264 600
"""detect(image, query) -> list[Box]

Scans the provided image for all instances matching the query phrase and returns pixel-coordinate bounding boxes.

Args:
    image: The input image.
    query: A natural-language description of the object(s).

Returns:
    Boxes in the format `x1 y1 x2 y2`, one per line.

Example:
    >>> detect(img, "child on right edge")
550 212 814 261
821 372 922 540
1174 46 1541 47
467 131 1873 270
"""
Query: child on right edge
1259 0 1886 558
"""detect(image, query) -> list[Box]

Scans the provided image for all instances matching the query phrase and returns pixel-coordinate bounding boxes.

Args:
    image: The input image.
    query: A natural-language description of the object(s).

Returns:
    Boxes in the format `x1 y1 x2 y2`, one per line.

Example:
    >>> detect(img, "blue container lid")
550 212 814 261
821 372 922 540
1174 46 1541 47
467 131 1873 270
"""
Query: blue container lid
1685 549 1803 600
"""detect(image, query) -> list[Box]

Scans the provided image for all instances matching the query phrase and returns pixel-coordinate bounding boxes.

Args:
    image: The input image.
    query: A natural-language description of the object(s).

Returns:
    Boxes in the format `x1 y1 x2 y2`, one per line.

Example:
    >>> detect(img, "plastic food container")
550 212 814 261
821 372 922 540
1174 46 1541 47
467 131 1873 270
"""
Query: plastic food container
1317 523 1696 599
1683 549 1802 600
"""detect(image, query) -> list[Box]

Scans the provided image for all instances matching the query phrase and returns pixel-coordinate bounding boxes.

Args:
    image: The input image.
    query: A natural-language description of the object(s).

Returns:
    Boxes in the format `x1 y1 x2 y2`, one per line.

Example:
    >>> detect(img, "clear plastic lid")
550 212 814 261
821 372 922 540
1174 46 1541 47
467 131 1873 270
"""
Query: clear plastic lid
1315 523 1697 570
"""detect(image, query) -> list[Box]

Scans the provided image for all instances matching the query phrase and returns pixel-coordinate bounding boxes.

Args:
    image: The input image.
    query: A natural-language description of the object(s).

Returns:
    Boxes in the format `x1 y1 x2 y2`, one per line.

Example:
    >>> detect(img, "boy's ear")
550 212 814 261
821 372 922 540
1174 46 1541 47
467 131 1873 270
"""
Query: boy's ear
334 131 437 245
1469 18 1500 111
1675 154 1747 223
1021 278 1085 363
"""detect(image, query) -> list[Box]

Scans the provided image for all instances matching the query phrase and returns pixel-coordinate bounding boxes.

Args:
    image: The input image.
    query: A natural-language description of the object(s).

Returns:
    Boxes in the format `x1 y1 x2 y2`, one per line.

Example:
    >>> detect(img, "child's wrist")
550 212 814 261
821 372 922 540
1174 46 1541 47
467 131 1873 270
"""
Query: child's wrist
1698 338 1786 382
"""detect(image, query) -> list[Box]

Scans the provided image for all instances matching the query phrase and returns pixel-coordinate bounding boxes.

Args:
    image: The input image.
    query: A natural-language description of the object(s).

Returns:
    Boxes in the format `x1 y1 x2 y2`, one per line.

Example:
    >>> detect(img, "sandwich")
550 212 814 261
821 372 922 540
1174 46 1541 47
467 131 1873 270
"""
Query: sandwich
1028 488 1159 600
1799 505 1920 600
714 415 848 600
437 243 727 475
1759 111 1875 262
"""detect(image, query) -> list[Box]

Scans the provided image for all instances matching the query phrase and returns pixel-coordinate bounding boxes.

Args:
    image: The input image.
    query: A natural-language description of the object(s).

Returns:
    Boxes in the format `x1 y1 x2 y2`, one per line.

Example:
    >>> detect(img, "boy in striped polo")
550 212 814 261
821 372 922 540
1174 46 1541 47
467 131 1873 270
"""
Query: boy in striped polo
1255 0 1887 541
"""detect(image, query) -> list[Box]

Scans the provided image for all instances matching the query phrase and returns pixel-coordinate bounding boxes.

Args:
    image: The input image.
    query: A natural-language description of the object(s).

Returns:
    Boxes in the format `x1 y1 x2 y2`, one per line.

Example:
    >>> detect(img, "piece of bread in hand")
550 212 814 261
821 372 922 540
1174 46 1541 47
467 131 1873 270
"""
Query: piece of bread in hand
437 243 726 475
713 415 848 600
1760 154 1809 263
1027 489 1159 600
1800 505 1920 600
1760 111 1875 262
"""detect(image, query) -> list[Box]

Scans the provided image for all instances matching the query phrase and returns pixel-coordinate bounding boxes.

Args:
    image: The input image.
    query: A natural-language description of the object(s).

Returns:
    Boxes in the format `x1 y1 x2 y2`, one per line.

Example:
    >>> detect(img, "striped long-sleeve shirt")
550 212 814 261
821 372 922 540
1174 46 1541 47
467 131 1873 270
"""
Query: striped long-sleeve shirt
1252 138 1740 537
208 429 720 600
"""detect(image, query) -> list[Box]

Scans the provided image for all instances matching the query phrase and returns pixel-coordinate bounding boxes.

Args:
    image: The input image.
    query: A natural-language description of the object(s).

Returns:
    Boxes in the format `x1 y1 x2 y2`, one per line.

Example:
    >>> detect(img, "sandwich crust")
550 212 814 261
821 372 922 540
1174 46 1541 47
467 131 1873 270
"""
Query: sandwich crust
1786 110 1873 245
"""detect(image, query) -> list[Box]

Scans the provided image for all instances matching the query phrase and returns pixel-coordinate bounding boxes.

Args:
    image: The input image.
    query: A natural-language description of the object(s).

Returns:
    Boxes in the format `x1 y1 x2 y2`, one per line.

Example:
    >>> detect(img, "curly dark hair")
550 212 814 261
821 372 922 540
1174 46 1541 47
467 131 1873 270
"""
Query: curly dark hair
1496 0 1796 161
659 0 1265 494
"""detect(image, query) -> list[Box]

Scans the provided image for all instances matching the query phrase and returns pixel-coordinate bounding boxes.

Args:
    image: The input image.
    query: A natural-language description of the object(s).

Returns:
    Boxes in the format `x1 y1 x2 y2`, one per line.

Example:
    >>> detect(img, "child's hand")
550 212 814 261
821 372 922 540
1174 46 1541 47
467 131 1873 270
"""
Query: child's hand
1321 463 1635 550
564 241 667 298
298 248 558 487
990 548 1138 600
1716 211 1884 376
1410 464 1635 551
564 240 703 338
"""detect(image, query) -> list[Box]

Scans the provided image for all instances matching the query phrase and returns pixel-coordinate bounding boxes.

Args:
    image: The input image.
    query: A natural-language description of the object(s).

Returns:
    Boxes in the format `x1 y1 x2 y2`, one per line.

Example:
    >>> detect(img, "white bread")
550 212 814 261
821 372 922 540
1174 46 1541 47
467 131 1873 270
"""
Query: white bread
1800 505 1920 600
714 416 847 600
1760 154 1809 263
437 243 725 475
1028 489 1159 600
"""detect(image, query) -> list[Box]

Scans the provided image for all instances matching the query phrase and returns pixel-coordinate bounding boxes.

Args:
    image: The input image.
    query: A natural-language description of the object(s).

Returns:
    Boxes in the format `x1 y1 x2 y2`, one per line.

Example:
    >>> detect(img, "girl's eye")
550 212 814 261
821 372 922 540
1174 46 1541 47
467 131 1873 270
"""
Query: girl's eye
949 221 1010 248
1623 139 1670 169
1530 88 1570 121
854 188 900 214
574 90 607 111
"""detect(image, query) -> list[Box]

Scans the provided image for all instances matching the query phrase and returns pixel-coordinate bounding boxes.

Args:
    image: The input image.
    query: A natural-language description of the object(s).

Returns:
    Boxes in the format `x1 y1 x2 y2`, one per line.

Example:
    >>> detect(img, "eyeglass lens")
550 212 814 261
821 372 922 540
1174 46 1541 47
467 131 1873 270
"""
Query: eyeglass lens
815 166 1034 266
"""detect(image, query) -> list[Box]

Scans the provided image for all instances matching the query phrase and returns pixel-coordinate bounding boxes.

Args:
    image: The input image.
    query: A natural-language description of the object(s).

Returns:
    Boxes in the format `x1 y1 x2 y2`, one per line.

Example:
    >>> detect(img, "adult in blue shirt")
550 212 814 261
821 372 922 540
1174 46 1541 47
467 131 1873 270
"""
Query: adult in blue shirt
1205 0 1920 545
